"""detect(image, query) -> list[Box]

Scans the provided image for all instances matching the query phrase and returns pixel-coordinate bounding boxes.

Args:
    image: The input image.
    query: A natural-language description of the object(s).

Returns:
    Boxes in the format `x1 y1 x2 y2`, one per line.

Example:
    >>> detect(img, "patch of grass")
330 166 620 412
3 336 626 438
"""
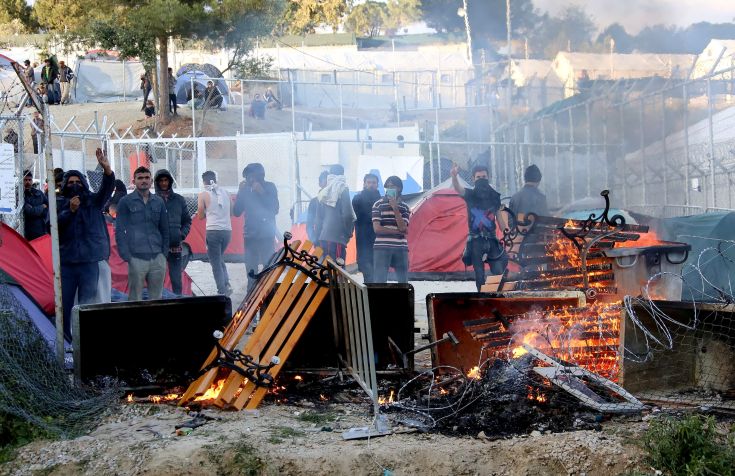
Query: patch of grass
266 436 283 444
296 411 336 426
642 414 735 476
0 412 53 463
272 426 305 439
231 442 265 476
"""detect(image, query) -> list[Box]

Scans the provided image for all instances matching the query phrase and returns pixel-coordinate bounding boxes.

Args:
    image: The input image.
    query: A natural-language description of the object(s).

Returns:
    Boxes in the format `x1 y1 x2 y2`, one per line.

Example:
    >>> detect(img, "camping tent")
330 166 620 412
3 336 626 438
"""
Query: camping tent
0 53 27 109
174 63 229 106
406 178 476 279
74 59 145 103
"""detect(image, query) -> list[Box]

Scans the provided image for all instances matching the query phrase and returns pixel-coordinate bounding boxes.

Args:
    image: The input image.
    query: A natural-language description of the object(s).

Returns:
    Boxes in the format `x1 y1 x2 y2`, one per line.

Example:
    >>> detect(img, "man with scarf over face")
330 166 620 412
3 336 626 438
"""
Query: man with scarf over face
316 164 355 261
155 169 192 295
233 163 279 287
57 148 115 339
451 163 508 291
351 173 381 282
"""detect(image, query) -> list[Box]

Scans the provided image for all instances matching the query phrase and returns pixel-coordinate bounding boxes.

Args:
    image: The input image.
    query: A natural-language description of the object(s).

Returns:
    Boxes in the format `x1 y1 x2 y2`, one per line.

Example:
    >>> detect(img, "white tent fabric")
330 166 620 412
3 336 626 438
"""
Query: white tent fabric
74 60 145 103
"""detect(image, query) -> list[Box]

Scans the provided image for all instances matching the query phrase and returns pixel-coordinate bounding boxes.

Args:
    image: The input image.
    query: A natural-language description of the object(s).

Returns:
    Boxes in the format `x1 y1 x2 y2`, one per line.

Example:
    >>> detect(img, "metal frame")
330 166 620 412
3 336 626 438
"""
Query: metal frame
327 259 379 414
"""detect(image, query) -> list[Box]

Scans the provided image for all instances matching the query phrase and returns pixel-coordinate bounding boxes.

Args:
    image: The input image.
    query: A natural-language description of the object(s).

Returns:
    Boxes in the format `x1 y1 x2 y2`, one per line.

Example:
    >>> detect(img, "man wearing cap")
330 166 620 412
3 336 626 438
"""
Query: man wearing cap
21 170 48 241
57 149 115 338
233 163 279 286
509 164 549 222
57 60 74 105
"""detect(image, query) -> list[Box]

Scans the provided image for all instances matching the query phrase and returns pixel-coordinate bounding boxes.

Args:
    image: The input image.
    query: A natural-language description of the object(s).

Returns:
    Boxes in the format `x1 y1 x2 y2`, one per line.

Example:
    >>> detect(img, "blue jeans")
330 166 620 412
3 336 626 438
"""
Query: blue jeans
373 247 409 283
207 230 231 295
61 262 99 339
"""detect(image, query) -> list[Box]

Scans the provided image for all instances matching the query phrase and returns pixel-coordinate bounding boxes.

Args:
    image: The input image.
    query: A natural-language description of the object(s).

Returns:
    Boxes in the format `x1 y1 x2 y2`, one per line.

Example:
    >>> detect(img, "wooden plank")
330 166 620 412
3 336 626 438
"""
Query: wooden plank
231 280 324 408
216 248 324 405
243 286 331 410
214 245 317 404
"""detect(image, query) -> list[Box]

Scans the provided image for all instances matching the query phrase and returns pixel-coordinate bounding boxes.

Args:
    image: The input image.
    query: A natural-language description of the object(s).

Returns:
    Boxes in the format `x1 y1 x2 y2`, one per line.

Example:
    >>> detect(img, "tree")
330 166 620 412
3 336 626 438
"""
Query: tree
1 0 36 32
32 0 100 33
83 0 283 125
383 0 422 35
530 6 597 58
344 1 387 37
278 0 351 34
596 23 635 54
420 0 463 34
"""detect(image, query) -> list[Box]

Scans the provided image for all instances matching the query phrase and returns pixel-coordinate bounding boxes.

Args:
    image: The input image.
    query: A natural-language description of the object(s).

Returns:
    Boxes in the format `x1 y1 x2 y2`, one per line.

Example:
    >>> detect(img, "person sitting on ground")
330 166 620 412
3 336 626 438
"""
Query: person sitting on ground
204 81 223 110
144 100 155 118
249 93 266 119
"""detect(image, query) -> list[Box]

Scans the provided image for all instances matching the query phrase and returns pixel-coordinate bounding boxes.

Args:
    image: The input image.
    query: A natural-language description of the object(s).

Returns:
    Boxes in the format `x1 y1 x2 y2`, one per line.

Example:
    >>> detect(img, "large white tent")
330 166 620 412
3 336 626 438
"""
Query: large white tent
74 59 145 103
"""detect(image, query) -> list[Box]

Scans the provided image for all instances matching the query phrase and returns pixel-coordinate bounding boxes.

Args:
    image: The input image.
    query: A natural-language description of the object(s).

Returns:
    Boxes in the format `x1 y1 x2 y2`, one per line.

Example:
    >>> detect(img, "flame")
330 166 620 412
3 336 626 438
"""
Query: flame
439 388 448 395
378 390 395 405
615 230 662 248
467 366 482 380
126 394 133 403
151 395 162 404
527 386 547 403
194 379 226 402
319 394 328 401
294 375 303 381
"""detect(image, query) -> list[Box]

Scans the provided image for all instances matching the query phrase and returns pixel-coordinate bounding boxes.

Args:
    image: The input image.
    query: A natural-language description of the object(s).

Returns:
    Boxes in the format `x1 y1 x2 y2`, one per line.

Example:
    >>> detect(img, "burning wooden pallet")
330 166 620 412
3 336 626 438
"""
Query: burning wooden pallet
179 237 331 410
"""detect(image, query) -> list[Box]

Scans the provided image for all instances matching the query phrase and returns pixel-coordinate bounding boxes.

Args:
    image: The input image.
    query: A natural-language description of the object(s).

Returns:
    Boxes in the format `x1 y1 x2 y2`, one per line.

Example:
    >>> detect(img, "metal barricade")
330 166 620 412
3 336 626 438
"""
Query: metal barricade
327 259 379 414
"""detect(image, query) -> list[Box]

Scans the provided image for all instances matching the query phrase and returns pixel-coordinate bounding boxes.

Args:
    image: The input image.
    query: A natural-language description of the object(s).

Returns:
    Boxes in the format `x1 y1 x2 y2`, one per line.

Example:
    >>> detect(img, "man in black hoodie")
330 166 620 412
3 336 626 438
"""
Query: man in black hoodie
351 173 380 282
155 169 192 295
22 170 48 241
451 163 508 291
57 149 115 338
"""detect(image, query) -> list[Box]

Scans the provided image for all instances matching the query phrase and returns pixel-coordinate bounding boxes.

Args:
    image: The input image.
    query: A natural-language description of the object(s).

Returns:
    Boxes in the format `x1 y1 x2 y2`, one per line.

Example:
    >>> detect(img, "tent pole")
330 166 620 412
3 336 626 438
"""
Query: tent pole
44 101 64 366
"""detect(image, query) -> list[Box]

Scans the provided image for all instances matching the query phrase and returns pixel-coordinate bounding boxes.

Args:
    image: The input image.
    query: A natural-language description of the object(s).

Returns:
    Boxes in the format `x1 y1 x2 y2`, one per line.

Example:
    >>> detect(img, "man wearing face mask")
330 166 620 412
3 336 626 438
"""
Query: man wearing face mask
196 171 232 296
372 176 410 283
22 170 49 241
352 173 381 282
451 163 508 292
154 169 192 296
57 148 115 339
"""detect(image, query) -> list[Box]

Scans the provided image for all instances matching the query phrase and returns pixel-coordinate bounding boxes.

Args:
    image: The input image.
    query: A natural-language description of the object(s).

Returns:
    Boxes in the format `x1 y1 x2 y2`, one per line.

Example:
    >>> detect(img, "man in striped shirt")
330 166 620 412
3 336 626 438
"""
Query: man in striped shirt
372 176 411 283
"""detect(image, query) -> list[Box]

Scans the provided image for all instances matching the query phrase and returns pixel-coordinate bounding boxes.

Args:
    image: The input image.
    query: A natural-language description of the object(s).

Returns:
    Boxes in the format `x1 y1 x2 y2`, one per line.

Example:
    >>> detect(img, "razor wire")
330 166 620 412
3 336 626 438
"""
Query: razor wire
0 286 120 438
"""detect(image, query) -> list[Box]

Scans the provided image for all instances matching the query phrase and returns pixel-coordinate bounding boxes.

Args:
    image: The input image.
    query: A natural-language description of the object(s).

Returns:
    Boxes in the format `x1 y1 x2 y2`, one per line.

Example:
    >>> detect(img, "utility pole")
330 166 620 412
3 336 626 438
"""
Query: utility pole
506 0 512 118
459 0 473 65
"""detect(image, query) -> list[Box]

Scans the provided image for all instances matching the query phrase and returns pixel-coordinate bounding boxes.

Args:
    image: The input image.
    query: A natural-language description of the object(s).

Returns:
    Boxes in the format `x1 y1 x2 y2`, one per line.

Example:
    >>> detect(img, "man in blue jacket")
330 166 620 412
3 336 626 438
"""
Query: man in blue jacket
154 169 191 295
57 148 115 339
116 166 169 301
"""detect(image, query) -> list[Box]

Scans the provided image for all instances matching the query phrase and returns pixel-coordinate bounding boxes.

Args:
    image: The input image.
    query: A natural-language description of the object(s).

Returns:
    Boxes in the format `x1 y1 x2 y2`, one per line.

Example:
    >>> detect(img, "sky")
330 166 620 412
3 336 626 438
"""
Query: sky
533 0 735 34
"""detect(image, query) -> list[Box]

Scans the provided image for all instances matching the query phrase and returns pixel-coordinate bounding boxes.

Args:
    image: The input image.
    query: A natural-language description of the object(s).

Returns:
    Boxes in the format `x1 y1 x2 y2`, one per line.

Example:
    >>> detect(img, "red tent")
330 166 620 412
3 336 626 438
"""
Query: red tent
288 223 357 266
185 213 245 260
0 223 55 314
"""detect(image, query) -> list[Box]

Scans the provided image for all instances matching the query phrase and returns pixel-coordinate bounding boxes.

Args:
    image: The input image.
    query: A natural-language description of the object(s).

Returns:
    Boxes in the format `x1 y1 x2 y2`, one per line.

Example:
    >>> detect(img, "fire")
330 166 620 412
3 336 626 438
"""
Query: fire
126 394 134 403
467 366 482 380
194 379 226 402
378 390 395 405
439 388 448 395
294 375 303 381
527 386 547 403
546 235 582 268
151 395 162 404
319 394 328 401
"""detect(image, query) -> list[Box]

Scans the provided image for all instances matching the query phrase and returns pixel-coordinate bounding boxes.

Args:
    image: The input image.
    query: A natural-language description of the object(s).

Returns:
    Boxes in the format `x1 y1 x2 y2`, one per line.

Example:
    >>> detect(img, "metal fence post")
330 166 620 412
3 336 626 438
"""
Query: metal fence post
706 78 717 208
191 76 196 139
638 98 646 207
683 82 691 207
568 108 575 202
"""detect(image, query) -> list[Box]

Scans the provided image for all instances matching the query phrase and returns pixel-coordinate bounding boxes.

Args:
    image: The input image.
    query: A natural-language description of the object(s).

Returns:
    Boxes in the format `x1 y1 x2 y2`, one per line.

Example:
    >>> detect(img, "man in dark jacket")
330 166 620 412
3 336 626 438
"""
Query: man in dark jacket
22 170 48 241
306 171 329 243
352 173 380 282
116 166 169 301
509 164 549 221
57 149 115 338
41 59 58 104
233 163 279 286
154 169 192 295
316 164 355 261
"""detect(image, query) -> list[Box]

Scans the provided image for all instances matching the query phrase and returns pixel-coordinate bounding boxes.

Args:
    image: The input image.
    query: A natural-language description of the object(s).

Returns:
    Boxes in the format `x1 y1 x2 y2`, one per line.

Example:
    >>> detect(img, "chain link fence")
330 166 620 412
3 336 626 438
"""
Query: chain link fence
0 115 27 232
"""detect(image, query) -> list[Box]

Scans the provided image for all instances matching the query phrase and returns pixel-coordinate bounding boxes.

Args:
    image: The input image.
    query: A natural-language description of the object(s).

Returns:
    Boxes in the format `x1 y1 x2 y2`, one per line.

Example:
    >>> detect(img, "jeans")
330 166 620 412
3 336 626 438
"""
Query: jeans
61 261 99 339
96 260 111 304
469 236 508 292
207 230 231 295
244 236 274 286
167 251 183 295
169 93 177 114
319 241 346 262
373 247 409 283
128 253 167 301
60 81 71 104
356 242 375 282
142 86 151 109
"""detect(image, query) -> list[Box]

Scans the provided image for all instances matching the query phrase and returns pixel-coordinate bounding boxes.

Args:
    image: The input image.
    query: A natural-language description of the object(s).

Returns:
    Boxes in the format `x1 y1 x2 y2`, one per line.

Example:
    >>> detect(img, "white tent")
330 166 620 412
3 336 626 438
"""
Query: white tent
74 59 145 103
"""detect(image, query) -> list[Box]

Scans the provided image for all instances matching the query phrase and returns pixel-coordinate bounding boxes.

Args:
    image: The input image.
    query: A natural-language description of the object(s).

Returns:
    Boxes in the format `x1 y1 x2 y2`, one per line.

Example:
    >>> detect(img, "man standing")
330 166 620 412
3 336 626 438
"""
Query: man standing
196 171 232 296
23 60 35 85
451 163 508 292
41 59 57 104
115 166 169 301
372 176 410 283
168 68 178 116
233 163 279 285
204 81 223 110
316 164 355 262
352 173 381 282
30 111 44 155
508 164 549 221
140 72 152 111
57 149 115 338
57 60 74 105
155 169 191 296
22 170 48 241
306 171 329 243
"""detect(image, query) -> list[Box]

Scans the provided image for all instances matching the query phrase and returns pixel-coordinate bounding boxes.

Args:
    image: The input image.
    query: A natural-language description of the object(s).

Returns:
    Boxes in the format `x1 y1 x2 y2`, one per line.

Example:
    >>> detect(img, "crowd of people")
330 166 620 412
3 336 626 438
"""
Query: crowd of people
21 58 74 106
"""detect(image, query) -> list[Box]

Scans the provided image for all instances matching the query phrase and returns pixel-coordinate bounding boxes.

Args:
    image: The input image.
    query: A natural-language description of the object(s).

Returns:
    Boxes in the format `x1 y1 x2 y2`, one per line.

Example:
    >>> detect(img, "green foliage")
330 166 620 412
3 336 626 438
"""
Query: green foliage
0 0 36 32
234 55 276 80
0 412 53 463
344 1 387 37
231 442 265 476
383 0 422 35
532 6 599 58
642 415 735 476
278 0 351 35
296 411 336 425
